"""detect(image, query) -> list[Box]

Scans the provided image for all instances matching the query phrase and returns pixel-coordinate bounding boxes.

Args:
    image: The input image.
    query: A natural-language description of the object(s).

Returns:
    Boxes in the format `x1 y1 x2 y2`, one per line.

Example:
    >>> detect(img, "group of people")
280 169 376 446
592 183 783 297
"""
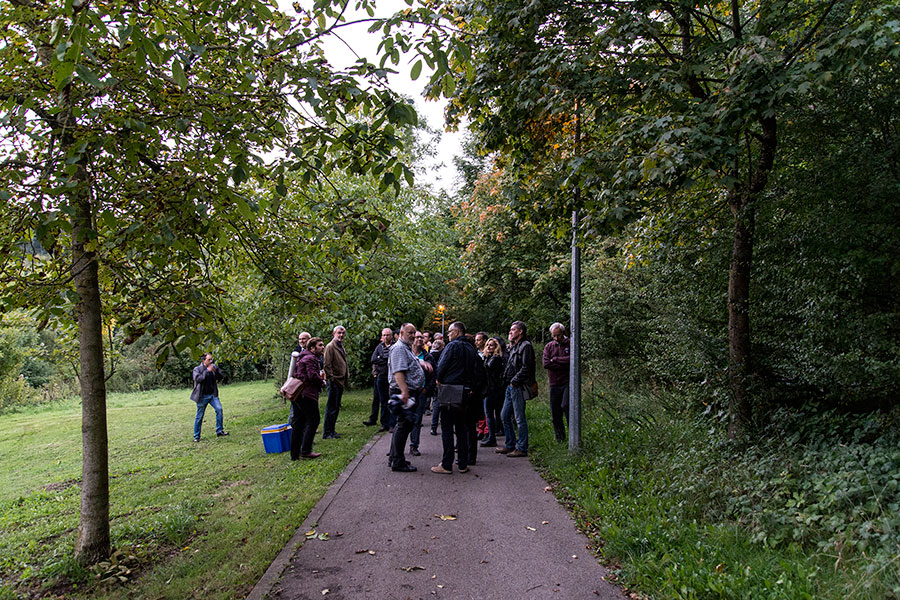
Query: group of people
378 319 571 474
189 319 573 473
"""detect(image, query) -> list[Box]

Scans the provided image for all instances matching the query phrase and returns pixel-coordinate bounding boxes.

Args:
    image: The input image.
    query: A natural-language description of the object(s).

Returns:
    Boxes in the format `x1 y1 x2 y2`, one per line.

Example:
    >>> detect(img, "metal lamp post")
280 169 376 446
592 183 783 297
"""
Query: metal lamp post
438 304 445 337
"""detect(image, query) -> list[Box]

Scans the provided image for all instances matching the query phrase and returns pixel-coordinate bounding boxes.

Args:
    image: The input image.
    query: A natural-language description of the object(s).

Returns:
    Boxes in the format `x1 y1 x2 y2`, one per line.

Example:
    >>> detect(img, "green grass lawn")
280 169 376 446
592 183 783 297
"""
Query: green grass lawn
0 381 377 599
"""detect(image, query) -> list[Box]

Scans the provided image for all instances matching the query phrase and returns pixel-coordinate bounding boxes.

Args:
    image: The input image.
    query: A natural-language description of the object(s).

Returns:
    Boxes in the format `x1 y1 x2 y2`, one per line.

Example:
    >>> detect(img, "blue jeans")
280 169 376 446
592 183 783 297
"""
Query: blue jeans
194 394 224 439
500 385 528 452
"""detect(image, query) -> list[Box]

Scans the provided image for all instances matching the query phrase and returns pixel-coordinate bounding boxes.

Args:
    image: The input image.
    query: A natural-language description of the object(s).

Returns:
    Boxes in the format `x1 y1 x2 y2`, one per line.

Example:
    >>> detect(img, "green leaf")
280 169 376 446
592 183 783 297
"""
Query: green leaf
232 165 247 185
410 60 422 81
75 64 104 88
54 62 76 89
172 59 188 91
441 73 455 97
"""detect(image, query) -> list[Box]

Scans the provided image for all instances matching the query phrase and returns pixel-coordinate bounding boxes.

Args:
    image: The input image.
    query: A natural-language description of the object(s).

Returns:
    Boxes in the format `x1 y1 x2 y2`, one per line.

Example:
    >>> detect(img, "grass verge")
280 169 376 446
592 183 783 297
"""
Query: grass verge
527 382 900 600
0 381 376 599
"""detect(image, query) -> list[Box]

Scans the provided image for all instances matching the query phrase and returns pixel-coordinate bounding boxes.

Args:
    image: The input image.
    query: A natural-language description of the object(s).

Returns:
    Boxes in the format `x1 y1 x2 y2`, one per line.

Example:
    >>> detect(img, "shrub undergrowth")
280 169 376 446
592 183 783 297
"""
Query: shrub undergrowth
529 379 900 599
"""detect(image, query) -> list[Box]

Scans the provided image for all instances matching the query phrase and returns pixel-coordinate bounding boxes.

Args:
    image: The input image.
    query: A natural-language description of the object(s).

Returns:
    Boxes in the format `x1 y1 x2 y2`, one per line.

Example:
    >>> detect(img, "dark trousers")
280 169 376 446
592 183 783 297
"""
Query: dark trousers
290 396 320 458
389 392 418 467
375 374 392 428
408 389 429 449
439 405 469 471
323 382 343 436
549 384 569 441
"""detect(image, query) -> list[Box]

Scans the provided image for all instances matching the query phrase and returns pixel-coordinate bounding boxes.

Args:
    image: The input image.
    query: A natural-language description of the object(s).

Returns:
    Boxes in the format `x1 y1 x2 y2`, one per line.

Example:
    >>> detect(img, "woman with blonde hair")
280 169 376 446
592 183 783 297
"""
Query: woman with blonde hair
480 336 506 447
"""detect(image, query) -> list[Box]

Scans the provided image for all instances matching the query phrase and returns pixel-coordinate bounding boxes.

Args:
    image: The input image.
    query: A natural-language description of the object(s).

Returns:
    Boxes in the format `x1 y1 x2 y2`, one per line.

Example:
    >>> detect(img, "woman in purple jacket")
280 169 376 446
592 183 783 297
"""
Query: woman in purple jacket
291 337 326 460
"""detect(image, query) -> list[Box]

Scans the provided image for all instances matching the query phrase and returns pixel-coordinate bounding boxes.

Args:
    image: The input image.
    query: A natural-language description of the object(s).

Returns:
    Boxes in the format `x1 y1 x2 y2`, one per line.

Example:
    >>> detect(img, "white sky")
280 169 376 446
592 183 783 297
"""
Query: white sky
285 0 466 194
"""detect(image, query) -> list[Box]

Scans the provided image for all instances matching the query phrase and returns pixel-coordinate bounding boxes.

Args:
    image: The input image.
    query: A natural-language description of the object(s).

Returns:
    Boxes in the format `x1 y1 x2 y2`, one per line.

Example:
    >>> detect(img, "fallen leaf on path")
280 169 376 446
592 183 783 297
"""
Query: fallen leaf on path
543 486 553 492
526 526 536 531
368 550 376 555
437 584 444 589
400 565 426 572
542 521 549 525
321 589 329 595
305 530 317 537
354 549 369 554
435 514 457 521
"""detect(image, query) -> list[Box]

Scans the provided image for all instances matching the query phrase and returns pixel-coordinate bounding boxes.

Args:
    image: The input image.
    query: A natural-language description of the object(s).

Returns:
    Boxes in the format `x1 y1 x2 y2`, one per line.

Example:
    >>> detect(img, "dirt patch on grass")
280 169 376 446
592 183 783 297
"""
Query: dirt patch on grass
41 479 80 492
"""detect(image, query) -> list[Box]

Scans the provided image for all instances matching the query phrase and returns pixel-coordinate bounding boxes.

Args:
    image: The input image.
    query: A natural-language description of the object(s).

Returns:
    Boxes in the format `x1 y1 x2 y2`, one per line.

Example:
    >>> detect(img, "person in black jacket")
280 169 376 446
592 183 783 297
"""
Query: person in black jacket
432 321 485 474
428 338 445 436
497 321 535 457
365 327 393 431
480 336 506 447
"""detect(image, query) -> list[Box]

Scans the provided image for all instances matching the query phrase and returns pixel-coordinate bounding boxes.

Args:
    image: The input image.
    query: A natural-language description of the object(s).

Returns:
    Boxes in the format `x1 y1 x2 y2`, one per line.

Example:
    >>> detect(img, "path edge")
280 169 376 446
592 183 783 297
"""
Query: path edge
246 432 385 600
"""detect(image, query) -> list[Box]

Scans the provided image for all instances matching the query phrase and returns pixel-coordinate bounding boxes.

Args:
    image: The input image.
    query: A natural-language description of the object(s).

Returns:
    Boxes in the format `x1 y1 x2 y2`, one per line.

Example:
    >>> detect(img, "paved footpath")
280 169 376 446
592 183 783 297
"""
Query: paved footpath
248 423 624 600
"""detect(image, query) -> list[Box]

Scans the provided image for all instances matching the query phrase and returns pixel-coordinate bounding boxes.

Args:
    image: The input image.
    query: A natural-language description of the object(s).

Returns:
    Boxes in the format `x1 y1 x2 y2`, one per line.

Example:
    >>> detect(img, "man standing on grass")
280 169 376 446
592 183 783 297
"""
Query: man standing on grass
365 327 394 431
190 352 228 442
543 322 571 442
323 325 349 439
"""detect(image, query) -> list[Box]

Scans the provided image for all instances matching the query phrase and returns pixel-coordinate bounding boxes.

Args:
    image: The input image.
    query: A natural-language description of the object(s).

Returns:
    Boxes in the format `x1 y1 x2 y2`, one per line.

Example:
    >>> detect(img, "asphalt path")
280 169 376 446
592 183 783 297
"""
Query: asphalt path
248 419 623 600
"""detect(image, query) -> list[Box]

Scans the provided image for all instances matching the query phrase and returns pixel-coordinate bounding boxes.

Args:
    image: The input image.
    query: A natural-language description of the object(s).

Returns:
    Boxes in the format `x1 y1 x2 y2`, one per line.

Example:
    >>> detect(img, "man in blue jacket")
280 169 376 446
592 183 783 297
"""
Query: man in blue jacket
190 353 228 442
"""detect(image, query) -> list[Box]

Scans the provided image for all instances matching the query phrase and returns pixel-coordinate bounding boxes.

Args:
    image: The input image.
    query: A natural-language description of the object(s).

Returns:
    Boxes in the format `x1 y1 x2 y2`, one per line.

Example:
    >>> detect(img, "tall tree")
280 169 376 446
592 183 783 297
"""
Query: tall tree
428 0 900 435
0 0 418 563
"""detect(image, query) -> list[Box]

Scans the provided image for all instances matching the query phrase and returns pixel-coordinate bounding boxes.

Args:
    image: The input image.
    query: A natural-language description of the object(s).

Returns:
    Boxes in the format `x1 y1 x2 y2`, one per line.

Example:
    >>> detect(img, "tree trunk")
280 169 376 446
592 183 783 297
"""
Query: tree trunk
727 194 755 438
72 191 110 564
726 115 777 438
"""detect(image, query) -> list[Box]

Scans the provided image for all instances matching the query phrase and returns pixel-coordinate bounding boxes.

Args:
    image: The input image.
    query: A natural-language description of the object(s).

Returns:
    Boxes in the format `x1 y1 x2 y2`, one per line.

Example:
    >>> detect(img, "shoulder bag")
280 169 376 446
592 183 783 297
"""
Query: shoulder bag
436 383 465 408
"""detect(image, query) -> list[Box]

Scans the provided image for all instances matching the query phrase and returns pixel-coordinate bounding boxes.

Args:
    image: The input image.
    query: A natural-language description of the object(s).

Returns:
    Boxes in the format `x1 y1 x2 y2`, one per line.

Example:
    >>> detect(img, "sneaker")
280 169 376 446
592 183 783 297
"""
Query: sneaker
392 463 417 473
193 437 200 442
301 452 322 459
430 465 452 474
507 449 528 457
216 431 229 437
430 430 439 436
480 440 497 447
323 433 342 439
495 447 510 454
409 447 421 456
363 420 376 426
458 467 469 473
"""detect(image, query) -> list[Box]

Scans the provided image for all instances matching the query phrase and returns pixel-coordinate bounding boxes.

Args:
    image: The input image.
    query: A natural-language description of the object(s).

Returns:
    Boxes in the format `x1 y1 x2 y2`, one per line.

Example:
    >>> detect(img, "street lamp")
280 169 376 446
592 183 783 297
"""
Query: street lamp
437 304 445 337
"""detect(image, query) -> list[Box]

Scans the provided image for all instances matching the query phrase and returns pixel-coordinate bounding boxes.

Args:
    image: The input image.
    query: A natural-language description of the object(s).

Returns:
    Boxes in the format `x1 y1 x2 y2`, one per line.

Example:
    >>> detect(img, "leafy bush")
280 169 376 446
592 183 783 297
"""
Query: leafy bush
530 379 900 599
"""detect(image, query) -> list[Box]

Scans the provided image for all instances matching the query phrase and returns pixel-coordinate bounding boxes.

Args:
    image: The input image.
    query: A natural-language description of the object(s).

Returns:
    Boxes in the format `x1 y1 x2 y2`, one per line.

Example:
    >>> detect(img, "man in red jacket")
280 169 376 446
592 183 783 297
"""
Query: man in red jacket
542 322 570 442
